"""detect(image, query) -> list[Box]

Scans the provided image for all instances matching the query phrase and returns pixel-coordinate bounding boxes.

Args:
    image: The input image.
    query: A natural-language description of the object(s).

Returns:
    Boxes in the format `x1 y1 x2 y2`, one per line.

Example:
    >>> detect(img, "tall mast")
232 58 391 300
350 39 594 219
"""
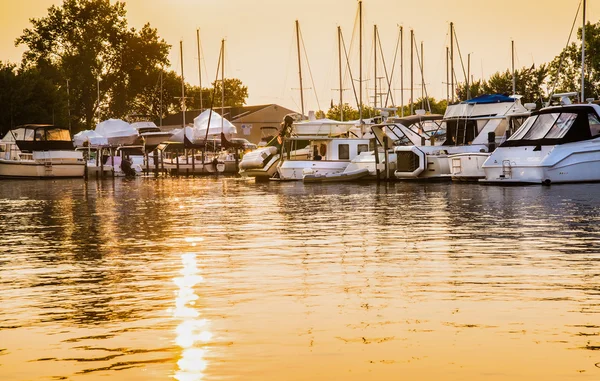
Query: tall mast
338 26 344 121
582 0 586 102
159 69 163 127
446 47 449 105
374 24 377 109
295 20 305 118
197 29 203 110
180 40 185 128
450 22 454 103
410 29 414 115
400 26 404 117
420 41 424 109
467 53 471 100
221 39 225 133
511 40 515 96
359 0 363 122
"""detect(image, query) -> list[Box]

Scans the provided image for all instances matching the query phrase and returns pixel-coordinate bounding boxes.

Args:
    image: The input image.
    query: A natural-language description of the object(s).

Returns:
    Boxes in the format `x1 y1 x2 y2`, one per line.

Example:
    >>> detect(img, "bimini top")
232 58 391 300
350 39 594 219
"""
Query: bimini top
464 94 516 104
501 104 600 147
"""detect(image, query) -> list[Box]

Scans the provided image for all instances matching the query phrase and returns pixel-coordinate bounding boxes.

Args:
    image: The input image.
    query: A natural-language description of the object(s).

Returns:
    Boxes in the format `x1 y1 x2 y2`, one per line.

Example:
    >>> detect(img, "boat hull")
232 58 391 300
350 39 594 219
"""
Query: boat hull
449 153 490 181
277 160 350 181
0 160 85 178
303 168 369 183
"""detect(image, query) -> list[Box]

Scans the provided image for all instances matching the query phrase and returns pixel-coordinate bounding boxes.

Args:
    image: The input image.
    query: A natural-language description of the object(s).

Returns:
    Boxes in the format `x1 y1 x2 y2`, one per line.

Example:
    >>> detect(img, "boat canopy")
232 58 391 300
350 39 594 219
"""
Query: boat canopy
293 118 356 137
193 110 237 136
73 130 109 147
464 94 516 104
11 125 74 152
95 119 139 138
502 105 600 147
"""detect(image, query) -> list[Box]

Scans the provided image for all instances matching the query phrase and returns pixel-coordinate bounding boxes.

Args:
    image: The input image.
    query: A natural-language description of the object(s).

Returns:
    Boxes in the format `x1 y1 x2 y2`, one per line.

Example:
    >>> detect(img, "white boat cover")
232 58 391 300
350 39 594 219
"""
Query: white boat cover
293 118 356 137
73 130 109 147
95 119 139 139
193 110 237 138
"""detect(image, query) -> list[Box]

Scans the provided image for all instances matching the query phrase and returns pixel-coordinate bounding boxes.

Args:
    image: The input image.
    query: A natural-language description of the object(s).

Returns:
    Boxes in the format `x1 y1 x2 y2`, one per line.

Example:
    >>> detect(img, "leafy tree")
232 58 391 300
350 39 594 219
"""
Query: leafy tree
209 78 249 107
398 97 448 116
16 0 170 131
0 62 67 136
548 22 600 100
326 103 359 121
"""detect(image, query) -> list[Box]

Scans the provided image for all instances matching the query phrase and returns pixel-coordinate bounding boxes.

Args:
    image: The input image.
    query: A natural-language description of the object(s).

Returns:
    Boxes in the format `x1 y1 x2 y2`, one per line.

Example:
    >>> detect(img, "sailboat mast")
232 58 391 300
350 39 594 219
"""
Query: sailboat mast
512 40 515 96
467 53 471 100
197 29 203 110
582 0 586 102
221 39 225 133
446 47 449 105
180 40 185 128
160 69 163 127
374 24 377 110
421 41 424 109
359 0 363 122
338 26 344 121
295 20 305 118
400 26 404 117
450 22 454 103
410 29 414 115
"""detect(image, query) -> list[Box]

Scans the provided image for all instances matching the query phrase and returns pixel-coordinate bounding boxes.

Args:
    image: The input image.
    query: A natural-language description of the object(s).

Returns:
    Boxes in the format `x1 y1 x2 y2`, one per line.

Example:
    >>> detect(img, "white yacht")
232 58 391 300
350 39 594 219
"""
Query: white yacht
482 103 600 184
394 94 528 180
275 117 369 181
0 125 85 178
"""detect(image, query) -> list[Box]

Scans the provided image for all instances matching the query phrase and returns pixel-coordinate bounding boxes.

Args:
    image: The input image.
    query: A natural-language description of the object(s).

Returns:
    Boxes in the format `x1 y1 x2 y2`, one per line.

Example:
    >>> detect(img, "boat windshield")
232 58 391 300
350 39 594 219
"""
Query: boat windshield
509 112 577 141
45 129 71 141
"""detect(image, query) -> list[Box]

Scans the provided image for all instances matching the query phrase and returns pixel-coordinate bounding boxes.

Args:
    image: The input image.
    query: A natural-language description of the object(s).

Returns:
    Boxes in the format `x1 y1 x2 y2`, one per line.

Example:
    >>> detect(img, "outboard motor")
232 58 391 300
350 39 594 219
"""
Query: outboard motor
120 157 136 177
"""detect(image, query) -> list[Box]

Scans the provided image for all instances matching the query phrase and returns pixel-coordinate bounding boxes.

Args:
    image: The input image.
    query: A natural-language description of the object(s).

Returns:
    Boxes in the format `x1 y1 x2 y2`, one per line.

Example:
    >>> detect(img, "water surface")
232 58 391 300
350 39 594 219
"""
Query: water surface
0 178 599 380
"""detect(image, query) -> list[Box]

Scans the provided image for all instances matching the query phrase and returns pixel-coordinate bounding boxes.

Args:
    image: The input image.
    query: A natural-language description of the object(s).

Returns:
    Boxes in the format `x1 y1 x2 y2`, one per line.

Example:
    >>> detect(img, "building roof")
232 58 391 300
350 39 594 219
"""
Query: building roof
161 104 293 128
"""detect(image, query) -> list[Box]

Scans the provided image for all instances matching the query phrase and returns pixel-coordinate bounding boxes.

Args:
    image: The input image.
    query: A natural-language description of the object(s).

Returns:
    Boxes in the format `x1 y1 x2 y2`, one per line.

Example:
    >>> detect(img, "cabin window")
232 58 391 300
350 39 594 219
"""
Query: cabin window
589 114 600 137
34 129 46 141
338 144 350 160
545 113 577 139
523 113 559 140
46 129 71 141
357 144 369 154
509 115 537 140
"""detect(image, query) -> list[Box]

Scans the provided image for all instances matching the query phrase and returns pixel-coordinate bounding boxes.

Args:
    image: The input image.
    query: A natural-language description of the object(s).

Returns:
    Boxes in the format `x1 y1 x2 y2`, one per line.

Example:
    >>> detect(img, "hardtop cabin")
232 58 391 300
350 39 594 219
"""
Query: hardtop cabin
502 104 600 147
442 94 527 146
6 125 74 152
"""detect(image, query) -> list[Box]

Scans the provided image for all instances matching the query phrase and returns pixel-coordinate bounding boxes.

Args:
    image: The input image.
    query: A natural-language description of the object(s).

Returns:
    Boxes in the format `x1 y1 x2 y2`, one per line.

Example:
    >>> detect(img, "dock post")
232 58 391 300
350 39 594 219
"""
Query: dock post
110 148 115 178
374 138 381 183
191 149 195 176
100 147 104 179
383 135 389 180
176 150 180 177
153 149 159 177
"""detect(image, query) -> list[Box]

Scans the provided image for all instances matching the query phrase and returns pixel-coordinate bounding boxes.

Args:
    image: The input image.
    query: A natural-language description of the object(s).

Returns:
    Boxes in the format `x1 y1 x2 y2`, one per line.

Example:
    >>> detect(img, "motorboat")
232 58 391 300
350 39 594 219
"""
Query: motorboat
95 119 139 147
482 102 600 184
276 117 370 181
449 109 532 181
394 94 528 180
0 125 85 178
336 114 445 181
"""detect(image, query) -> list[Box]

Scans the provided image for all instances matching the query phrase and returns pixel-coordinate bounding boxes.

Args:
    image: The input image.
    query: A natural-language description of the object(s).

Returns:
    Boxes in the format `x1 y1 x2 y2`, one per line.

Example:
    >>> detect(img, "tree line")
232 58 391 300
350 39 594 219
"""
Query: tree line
0 0 248 136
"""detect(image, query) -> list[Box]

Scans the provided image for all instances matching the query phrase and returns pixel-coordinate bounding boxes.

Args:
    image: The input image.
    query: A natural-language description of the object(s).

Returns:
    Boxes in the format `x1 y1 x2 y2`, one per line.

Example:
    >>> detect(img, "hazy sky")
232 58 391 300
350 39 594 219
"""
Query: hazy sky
0 0 597 113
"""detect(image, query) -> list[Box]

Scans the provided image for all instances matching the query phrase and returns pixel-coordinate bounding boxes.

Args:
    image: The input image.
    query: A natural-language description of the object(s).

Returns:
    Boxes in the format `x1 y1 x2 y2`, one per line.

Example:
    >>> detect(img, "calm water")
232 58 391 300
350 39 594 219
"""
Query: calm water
0 177 599 381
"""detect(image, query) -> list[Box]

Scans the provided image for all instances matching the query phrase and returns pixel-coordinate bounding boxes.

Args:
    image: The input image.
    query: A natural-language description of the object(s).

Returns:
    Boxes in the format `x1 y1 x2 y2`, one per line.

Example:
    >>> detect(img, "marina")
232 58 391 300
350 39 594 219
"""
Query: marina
3 0 600 380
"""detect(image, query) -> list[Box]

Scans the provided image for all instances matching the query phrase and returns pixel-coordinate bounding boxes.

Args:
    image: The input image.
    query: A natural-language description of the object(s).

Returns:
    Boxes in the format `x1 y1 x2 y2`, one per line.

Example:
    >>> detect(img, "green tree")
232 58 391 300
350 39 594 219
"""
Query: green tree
209 78 249 107
0 62 67 136
326 103 360 121
548 22 600 100
16 0 170 131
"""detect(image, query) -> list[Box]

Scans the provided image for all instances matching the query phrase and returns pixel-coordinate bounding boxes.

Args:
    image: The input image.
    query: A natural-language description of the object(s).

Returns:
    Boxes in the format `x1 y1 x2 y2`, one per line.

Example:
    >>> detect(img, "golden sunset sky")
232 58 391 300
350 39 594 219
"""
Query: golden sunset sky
0 0 597 113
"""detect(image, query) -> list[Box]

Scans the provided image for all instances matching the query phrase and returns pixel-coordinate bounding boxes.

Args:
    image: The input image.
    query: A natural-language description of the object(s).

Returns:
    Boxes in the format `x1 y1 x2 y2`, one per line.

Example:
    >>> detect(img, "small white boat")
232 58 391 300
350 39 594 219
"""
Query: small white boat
130 121 173 150
303 168 369 183
0 125 85 178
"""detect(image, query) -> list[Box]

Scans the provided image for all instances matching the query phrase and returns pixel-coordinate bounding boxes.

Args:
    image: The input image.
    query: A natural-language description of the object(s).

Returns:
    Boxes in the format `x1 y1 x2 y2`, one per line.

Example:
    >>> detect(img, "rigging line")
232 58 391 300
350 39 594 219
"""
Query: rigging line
204 42 223 145
385 26 401 107
281 27 296 101
299 28 321 111
547 0 582 104
377 27 396 107
341 31 360 109
452 29 469 88
412 33 431 112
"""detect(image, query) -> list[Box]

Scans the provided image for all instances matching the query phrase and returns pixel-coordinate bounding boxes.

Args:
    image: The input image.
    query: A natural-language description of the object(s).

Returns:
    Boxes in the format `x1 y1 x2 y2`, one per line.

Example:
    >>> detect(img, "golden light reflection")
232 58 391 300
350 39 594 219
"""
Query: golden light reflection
172 244 211 381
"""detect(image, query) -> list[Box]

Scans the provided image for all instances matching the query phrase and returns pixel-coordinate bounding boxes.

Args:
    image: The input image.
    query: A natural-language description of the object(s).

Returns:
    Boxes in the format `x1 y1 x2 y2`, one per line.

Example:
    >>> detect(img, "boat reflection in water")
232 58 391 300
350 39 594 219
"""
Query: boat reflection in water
172 238 212 381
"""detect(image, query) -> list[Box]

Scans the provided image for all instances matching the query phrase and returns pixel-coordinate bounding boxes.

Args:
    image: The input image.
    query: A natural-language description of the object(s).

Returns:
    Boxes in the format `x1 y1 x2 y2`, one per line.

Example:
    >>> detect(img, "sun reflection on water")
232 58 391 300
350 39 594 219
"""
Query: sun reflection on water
172 240 211 381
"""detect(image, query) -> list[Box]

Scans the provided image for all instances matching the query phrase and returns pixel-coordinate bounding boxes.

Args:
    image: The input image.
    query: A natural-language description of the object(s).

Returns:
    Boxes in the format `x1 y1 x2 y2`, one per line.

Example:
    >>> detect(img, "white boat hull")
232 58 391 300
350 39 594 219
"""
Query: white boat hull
482 139 600 184
0 159 85 178
394 145 487 180
449 153 490 181
277 160 349 181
